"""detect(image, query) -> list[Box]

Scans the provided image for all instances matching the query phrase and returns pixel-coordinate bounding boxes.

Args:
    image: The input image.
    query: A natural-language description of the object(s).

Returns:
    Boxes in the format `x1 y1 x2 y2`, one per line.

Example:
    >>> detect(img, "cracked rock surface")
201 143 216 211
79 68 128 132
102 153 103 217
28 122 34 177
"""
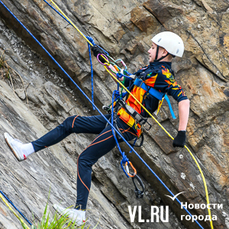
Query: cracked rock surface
0 0 229 229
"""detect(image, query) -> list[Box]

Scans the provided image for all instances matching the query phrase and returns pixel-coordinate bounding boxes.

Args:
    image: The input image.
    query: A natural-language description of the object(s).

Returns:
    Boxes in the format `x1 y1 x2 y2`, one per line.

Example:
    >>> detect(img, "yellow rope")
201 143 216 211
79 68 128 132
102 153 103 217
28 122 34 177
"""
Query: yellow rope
48 0 117 63
45 1 214 228
184 145 214 229
49 0 94 47
104 66 214 229
0 193 30 229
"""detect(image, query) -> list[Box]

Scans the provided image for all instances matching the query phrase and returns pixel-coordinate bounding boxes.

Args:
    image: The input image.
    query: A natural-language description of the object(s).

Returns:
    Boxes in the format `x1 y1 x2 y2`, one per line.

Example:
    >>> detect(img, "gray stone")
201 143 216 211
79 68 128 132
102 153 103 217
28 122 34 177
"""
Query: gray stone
0 0 229 229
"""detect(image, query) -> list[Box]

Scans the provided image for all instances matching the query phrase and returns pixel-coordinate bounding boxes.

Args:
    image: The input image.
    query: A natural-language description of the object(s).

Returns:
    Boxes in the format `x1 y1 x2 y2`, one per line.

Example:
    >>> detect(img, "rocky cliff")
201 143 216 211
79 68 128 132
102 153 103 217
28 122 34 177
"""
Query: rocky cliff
0 0 229 229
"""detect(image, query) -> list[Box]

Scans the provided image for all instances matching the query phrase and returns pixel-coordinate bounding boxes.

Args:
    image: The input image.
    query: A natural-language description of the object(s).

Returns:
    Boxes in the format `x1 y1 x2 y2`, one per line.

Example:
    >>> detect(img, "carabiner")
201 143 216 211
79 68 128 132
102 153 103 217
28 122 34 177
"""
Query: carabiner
125 161 137 178
115 58 127 71
97 53 109 65
132 174 145 198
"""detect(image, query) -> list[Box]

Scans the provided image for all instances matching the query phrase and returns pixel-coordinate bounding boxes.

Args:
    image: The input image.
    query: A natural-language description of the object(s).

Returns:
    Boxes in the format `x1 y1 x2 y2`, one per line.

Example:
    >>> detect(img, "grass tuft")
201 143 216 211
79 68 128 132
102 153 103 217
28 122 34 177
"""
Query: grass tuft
20 200 98 229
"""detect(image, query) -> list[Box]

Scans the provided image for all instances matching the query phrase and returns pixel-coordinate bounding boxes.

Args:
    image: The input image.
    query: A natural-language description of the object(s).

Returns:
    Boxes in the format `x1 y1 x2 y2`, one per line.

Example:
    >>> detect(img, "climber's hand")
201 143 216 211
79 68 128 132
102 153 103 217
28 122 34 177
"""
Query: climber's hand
91 45 108 63
173 131 186 148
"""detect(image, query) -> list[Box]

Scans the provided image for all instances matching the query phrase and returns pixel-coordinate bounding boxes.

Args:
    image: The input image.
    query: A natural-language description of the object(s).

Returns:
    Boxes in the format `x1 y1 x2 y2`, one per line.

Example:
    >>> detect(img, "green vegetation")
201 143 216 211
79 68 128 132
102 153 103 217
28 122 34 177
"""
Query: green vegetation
0 51 27 100
0 51 11 79
21 202 88 229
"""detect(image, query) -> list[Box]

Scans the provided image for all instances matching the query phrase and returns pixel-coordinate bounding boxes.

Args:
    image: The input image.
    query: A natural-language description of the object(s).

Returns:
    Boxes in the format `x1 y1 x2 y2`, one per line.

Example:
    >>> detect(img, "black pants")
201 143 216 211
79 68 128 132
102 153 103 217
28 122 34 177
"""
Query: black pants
32 114 137 209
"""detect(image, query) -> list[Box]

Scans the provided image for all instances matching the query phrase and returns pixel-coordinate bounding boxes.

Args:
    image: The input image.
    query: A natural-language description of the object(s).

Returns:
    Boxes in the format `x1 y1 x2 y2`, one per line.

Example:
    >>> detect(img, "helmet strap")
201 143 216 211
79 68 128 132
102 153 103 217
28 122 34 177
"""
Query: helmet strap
154 46 159 62
154 45 170 62
154 51 170 62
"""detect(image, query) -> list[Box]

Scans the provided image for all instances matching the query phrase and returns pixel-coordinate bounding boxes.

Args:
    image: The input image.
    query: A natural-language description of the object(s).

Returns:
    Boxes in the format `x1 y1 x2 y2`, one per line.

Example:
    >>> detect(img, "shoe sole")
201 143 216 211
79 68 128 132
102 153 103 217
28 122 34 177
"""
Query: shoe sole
4 133 25 161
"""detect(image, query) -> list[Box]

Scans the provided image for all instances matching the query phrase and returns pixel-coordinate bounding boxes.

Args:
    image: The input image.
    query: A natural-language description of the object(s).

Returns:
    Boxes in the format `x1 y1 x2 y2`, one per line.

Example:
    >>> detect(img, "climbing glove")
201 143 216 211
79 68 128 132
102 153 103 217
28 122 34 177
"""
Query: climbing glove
91 45 107 63
173 130 186 148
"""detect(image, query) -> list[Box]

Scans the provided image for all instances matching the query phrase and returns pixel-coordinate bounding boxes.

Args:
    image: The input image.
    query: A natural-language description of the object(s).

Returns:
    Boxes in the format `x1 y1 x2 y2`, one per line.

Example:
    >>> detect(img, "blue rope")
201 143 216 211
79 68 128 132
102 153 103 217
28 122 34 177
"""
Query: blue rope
96 45 110 57
42 0 110 56
0 190 32 225
43 0 83 36
0 2 203 228
116 72 133 80
111 91 130 177
86 36 95 110
129 137 138 154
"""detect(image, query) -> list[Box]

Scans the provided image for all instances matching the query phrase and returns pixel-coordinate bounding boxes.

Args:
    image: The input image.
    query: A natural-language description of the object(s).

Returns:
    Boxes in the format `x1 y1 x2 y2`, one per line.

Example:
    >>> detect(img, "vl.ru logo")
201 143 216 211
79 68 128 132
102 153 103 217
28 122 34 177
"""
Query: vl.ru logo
128 205 169 223
127 191 186 223
165 191 186 201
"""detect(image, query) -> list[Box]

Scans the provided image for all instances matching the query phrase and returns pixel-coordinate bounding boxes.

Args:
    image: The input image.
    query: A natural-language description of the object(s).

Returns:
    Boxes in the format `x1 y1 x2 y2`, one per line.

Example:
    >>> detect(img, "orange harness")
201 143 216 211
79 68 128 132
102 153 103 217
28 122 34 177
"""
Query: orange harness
117 84 148 137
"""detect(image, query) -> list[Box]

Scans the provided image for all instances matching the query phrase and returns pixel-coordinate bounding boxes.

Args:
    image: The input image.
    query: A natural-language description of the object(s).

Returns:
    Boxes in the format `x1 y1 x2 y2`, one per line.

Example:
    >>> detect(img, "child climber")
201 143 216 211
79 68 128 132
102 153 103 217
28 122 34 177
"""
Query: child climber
4 31 190 225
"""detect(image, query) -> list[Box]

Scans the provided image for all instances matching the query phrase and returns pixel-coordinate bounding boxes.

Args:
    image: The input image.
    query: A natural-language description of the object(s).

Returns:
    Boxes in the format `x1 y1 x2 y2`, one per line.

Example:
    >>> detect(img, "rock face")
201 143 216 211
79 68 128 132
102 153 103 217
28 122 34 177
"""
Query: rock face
0 0 229 229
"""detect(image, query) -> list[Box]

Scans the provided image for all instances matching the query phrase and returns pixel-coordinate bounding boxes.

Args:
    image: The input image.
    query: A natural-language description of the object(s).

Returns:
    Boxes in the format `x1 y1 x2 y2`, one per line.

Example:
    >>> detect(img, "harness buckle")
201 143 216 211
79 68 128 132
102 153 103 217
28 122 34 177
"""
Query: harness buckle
119 100 147 128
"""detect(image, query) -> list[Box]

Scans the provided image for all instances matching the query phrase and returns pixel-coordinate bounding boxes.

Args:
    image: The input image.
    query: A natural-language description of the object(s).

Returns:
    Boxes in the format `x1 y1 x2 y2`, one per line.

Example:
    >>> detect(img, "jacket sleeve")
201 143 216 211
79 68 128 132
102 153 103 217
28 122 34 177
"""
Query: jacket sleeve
123 76 134 87
167 83 188 102
155 70 188 102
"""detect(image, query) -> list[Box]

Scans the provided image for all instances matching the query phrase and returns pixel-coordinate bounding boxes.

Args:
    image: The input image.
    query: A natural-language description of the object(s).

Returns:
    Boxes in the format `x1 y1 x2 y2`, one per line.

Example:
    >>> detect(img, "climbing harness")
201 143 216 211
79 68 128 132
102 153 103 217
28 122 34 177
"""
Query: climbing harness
0 190 31 229
110 90 145 195
111 90 137 178
133 78 176 119
118 99 148 126
0 1 214 228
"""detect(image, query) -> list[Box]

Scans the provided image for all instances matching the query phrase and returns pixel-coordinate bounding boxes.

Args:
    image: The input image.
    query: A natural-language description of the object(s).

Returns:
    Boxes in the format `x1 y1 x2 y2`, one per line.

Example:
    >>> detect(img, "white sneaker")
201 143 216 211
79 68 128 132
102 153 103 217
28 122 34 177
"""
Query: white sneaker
4 133 27 161
53 204 86 226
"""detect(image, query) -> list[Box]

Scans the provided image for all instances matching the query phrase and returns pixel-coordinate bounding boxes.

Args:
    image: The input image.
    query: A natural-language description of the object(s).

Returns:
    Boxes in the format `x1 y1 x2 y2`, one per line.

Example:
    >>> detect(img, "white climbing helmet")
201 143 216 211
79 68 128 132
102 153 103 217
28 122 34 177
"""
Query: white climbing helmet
151 31 184 57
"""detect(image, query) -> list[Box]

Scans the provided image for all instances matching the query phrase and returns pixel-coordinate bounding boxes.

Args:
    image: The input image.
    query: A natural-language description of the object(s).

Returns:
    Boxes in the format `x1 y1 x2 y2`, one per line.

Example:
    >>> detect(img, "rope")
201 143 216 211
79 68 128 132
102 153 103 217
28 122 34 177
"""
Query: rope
43 0 115 64
111 90 136 178
86 36 95 110
104 66 213 228
0 191 32 226
0 191 31 229
46 0 93 46
0 1 209 228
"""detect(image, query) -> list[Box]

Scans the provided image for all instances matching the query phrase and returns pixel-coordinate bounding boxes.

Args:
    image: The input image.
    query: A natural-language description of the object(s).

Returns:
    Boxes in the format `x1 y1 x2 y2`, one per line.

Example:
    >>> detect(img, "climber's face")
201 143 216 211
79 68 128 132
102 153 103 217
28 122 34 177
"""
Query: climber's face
148 42 168 62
